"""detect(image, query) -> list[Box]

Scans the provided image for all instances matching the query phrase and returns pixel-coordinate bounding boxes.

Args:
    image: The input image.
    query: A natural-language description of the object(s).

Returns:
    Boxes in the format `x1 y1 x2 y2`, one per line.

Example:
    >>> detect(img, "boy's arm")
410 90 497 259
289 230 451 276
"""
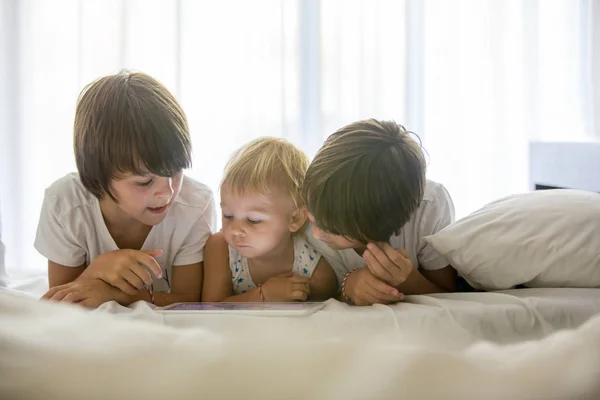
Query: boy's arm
421 266 457 292
36 190 89 288
414 183 457 292
307 257 338 301
48 261 85 288
43 263 203 307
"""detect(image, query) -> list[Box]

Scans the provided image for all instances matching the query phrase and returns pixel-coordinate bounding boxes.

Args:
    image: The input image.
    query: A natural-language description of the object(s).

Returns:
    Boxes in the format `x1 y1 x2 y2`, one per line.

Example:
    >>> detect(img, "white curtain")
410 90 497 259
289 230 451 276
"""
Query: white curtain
0 0 597 273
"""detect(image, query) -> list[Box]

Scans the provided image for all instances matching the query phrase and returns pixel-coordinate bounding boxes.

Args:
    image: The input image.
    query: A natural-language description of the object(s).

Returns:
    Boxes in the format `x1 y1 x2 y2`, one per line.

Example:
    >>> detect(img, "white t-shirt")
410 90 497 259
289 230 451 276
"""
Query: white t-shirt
34 173 217 292
306 179 455 284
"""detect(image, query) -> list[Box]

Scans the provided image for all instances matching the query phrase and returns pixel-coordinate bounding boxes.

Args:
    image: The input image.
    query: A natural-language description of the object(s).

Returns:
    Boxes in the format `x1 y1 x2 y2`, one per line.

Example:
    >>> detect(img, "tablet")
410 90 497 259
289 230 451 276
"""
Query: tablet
155 302 325 317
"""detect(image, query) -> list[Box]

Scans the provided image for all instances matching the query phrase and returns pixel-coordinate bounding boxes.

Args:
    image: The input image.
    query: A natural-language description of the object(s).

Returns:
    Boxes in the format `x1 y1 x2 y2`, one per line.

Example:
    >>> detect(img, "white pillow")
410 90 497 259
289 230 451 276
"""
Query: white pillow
425 189 600 291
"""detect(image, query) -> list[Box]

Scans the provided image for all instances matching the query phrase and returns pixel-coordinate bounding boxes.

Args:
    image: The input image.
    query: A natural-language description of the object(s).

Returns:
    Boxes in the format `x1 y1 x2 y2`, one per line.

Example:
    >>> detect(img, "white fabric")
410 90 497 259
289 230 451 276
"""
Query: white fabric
426 189 600 291
308 180 455 283
34 173 217 292
6 273 600 345
1 288 600 399
229 233 321 294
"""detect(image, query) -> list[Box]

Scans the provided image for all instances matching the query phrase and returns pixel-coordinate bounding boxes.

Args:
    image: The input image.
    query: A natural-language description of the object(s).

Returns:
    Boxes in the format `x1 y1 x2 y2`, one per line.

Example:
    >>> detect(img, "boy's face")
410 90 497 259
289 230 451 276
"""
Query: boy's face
108 170 183 226
220 186 303 259
307 212 363 250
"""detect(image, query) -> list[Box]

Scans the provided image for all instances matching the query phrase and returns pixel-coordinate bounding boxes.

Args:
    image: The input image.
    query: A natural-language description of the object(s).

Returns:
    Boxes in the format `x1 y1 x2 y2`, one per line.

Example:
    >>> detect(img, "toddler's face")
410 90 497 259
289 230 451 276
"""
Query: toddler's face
220 186 301 259
108 170 183 226
307 212 363 250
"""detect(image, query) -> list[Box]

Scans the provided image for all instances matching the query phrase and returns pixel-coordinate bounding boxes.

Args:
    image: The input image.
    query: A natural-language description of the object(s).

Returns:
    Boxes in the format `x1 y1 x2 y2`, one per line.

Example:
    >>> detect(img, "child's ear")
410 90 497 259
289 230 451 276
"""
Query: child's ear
289 207 308 233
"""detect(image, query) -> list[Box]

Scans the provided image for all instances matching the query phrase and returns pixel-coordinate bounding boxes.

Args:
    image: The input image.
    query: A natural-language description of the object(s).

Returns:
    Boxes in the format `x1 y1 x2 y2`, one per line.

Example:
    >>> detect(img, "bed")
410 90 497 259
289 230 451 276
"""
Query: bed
1 275 600 399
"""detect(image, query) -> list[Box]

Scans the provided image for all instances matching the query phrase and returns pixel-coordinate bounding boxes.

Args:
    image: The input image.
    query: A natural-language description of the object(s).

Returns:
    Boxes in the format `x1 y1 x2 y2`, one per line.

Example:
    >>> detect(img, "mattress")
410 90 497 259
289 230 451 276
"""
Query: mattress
1 287 600 400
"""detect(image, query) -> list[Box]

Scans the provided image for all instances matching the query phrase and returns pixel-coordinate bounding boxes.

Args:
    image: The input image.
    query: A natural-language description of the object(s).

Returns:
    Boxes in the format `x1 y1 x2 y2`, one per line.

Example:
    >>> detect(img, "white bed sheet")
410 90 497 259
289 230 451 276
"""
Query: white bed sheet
1 288 600 400
89 287 599 348
5 270 600 346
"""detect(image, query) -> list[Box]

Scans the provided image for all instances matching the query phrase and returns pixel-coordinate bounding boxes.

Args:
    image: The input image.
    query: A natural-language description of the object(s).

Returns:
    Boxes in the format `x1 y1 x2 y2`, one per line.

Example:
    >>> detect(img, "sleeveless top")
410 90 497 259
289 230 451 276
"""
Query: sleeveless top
228 233 321 294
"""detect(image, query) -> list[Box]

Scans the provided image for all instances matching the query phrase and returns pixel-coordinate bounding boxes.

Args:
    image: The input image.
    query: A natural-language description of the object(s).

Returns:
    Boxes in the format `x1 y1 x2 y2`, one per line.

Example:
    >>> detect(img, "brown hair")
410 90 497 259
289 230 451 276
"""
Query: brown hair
222 137 309 210
74 70 191 200
303 119 426 243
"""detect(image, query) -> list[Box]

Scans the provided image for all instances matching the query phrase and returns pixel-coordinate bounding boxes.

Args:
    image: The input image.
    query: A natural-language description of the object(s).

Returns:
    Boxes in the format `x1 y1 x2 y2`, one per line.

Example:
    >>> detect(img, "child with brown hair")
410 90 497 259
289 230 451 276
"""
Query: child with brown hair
36 71 216 308
202 137 337 302
303 119 457 306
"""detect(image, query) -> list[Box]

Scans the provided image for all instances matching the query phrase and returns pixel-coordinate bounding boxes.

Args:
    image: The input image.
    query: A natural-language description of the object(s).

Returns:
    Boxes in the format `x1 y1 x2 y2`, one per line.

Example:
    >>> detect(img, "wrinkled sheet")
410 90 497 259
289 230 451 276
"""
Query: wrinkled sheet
7 271 600 345
1 285 600 399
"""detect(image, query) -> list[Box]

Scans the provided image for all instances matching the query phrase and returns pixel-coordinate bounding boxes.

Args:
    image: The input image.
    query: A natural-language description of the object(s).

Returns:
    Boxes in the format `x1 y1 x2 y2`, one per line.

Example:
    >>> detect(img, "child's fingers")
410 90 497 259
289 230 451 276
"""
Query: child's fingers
121 269 145 291
110 276 139 296
366 276 404 302
41 285 62 300
355 285 396 306
62 292 86 303
292 281 311 295
134 252 163 278
130 264 154 287
354 292 379 306
363 250 393 281
291 290 308 301
50 288 73 302
366 243 398 273
379 243 410 266
142 249 163 258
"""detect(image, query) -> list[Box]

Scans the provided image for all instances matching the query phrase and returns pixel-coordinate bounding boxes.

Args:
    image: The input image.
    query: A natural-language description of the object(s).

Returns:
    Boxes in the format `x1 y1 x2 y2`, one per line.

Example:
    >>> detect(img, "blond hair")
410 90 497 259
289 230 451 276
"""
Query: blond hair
222 137 309 209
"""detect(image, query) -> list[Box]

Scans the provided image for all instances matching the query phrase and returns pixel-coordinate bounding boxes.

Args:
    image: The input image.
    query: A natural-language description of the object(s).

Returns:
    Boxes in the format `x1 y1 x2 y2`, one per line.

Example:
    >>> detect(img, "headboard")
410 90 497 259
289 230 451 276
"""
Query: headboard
529 142 600 192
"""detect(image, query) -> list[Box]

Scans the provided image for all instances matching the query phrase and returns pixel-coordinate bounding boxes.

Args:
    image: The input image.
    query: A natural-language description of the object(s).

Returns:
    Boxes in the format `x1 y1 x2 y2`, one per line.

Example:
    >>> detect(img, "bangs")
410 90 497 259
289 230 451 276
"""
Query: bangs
220 168 275 198
305 146 408 244
303 118 426 245
107 83 191 178
306 156 383 244
221 137 307 208
221 162 293 203
74 71 192 200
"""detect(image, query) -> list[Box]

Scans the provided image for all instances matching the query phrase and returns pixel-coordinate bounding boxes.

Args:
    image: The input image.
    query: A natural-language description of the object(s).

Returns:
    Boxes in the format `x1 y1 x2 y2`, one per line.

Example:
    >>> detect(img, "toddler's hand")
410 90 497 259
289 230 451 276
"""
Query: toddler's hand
344 267 404 306
81 249 163 295
363 243 413 288
261 272 311 302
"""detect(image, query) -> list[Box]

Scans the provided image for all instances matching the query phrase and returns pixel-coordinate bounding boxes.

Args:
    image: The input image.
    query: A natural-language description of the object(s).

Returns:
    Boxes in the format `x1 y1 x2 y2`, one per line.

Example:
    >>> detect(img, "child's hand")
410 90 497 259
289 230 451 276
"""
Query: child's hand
41 279 124 309
363 243 414 288
262 272 311 302
81 249 163 295
344 267 404 306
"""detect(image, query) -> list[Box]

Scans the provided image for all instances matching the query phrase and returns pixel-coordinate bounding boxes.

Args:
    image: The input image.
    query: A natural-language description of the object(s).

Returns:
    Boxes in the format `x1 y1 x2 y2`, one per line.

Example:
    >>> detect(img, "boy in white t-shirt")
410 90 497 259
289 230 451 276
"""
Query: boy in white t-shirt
36 71 216 308
304 119 457 306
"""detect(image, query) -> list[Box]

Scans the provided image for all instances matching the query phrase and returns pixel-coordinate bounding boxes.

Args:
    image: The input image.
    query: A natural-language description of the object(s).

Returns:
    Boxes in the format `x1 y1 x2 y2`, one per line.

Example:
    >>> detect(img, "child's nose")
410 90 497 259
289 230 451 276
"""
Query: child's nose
231 219 245 236
156 177 174 199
